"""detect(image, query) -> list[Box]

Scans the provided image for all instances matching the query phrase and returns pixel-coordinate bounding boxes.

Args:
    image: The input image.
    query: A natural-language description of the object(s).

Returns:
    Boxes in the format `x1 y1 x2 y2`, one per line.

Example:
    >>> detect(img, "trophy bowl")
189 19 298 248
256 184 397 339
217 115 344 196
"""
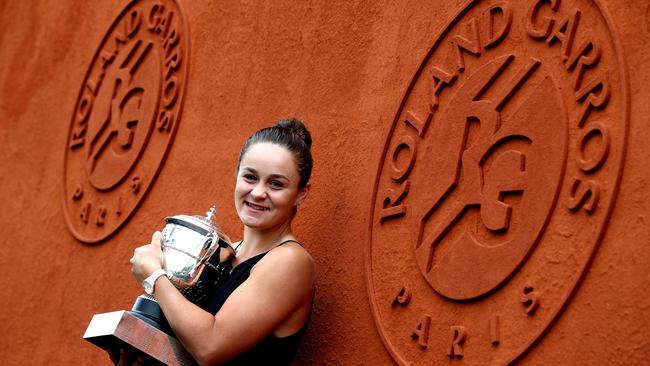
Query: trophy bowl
162 210 233 289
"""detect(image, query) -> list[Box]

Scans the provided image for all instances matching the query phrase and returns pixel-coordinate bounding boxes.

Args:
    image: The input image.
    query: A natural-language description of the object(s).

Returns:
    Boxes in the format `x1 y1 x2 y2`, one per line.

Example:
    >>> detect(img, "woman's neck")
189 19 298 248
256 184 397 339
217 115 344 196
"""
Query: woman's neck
238 222 294 258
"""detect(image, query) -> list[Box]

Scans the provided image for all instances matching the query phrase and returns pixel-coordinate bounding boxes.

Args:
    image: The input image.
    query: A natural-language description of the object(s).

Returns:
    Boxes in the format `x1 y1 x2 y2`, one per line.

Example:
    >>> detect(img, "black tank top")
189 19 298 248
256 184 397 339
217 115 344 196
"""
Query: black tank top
198 240 311 365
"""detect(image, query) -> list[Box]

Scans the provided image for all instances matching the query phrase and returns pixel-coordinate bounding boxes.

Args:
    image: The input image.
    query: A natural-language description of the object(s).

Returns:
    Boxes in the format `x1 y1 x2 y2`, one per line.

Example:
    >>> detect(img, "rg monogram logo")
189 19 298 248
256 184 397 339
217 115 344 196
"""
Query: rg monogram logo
413 54 566 301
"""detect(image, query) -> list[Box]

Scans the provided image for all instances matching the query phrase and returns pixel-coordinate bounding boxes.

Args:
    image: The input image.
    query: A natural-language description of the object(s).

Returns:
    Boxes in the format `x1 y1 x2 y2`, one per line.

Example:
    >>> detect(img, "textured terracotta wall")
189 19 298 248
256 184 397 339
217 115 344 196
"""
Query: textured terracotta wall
0 0 648 365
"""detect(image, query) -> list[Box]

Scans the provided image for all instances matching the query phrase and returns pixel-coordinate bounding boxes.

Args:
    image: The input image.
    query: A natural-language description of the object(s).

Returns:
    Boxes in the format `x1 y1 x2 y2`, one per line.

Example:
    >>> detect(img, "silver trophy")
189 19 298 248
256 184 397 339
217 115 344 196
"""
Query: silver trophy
131 206 235 333
84 207 234 365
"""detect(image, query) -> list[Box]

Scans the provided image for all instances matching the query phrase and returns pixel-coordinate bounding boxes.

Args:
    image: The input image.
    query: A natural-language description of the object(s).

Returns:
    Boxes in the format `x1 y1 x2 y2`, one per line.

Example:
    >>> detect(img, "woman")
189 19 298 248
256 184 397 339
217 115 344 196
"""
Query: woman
126 119 316 365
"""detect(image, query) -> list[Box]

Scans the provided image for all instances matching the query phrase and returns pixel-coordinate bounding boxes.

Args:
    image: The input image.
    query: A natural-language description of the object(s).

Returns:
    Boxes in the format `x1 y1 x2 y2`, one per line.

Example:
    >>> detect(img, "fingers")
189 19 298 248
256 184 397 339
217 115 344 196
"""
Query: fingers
107 349 119 365
117 349 128 366
151 231 163 248
129 232 165 283
132 355 145 366
109 348 148 366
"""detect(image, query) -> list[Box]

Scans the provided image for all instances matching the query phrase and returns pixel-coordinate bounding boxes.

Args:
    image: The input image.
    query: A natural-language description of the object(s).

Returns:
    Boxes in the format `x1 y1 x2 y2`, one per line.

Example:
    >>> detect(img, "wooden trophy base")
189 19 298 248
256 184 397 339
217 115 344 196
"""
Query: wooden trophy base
83 310 197 366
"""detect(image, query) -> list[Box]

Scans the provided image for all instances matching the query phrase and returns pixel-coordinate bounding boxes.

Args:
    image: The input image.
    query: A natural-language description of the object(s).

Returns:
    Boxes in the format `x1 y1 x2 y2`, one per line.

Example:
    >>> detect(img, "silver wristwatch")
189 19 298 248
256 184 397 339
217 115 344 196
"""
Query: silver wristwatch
143 269 168 295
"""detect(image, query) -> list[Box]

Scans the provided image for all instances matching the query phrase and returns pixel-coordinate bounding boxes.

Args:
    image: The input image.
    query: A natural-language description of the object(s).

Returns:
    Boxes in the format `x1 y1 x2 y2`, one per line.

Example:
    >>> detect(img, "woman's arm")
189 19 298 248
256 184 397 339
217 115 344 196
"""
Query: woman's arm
131 233 315 366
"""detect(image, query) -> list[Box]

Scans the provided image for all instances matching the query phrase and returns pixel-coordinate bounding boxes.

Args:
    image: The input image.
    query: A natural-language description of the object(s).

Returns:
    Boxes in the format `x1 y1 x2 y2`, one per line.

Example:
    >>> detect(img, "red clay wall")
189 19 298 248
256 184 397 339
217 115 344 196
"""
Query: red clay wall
0 0 648 365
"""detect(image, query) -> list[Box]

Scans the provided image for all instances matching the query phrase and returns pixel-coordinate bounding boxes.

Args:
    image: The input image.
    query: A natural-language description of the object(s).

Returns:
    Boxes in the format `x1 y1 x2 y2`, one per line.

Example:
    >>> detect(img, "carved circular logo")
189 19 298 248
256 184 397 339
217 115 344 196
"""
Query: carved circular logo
367 0 628 364
63 0 189 243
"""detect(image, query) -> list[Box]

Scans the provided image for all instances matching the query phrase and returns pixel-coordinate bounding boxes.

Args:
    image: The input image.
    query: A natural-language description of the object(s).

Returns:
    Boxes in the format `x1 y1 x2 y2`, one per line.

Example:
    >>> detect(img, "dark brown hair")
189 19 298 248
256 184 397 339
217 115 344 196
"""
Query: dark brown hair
238 118 313 188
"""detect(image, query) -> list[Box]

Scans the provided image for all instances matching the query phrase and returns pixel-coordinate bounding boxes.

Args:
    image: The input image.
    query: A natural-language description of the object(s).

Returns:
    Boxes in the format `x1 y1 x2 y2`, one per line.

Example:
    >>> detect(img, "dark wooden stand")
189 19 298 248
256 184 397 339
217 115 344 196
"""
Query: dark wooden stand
83 310 197 366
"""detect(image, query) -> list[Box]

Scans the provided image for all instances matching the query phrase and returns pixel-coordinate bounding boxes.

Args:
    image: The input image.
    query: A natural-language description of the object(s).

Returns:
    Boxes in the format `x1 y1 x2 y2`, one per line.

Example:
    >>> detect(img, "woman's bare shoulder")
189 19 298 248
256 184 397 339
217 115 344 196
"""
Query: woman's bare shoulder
254 242 315 280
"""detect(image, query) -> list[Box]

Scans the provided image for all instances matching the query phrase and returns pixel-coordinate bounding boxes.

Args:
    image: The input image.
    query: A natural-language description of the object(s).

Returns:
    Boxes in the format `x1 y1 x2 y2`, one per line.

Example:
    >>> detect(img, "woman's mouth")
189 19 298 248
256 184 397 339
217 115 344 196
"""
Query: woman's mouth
245 201 269 211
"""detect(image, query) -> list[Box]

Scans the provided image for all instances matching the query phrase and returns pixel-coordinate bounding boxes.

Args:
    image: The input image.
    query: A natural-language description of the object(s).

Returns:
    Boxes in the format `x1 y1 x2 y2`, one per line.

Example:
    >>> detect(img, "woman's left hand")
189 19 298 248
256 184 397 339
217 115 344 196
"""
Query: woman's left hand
130 231 164 283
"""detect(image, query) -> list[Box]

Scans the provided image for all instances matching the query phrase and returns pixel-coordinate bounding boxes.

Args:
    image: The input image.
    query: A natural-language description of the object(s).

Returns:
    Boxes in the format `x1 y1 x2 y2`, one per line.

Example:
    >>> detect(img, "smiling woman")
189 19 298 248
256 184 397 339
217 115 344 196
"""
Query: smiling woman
126 119 315 365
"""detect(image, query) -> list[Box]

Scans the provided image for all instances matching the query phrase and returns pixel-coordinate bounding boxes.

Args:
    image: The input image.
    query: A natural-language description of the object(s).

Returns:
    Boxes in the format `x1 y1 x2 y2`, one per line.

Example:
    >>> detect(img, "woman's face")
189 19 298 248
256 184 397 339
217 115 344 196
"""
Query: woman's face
235 142 308 231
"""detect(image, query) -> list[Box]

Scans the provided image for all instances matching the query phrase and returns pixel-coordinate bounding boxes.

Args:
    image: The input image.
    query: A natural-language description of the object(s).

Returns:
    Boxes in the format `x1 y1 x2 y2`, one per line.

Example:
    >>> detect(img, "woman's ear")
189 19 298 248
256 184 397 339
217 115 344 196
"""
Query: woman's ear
296 182 311 206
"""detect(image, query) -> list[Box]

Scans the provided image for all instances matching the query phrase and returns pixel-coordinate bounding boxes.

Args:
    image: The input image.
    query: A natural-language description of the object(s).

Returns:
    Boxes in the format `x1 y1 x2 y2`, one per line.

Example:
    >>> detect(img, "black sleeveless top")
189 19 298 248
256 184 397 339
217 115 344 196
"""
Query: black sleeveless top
197 240 311 365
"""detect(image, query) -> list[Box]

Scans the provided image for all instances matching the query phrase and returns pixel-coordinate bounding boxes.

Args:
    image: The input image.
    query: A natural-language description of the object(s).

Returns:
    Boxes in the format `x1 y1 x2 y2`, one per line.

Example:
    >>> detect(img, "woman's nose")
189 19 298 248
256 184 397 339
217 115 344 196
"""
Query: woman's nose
250 183 266 199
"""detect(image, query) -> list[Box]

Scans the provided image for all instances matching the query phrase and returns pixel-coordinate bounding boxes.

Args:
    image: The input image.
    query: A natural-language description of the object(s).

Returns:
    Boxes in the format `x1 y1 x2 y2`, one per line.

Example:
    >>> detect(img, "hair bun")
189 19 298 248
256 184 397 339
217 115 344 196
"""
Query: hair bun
276 118 312 149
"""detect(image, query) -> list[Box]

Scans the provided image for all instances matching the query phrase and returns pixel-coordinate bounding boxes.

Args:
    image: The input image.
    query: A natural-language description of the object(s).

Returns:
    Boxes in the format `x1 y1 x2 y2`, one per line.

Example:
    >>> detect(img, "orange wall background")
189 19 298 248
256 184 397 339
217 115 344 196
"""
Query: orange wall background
0 0 648 365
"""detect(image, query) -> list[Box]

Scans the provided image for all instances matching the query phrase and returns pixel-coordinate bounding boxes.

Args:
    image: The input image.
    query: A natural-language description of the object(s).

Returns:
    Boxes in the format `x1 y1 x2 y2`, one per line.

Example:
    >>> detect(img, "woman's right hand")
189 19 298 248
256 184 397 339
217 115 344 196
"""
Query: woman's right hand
130 231 165 284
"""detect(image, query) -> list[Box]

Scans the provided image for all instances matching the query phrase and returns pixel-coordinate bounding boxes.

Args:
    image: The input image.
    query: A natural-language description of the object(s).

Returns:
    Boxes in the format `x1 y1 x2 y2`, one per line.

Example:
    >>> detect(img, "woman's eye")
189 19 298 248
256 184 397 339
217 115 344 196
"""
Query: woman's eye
270 180 284 189
243 174 256 182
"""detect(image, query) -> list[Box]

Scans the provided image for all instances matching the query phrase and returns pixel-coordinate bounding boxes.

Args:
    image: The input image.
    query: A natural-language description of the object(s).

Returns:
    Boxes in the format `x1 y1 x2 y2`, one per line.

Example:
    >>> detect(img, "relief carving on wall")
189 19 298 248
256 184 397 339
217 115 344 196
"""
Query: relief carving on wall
63 0 189 243
367 0 628 364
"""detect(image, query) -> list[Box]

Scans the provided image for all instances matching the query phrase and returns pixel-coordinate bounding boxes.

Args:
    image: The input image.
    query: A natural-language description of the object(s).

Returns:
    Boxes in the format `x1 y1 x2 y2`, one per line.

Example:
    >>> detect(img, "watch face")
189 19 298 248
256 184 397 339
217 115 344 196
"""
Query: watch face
143 281 154 295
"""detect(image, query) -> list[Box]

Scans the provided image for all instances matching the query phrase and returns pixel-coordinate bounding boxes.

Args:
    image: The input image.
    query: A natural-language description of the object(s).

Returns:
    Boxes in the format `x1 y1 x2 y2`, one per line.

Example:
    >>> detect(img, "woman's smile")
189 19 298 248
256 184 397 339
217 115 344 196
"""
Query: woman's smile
244 201 270 212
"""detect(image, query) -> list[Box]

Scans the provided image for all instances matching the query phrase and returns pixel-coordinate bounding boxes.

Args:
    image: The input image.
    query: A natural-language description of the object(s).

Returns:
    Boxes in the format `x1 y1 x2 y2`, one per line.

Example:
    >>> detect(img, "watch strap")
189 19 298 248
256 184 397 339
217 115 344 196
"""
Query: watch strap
143 268 168 295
